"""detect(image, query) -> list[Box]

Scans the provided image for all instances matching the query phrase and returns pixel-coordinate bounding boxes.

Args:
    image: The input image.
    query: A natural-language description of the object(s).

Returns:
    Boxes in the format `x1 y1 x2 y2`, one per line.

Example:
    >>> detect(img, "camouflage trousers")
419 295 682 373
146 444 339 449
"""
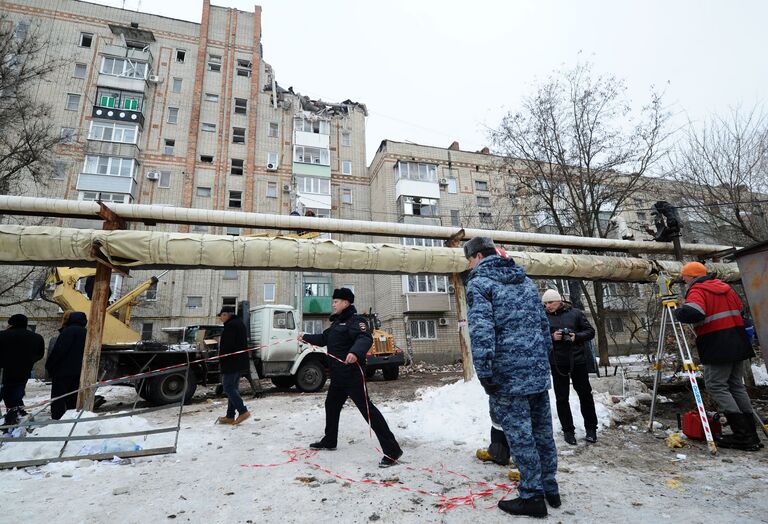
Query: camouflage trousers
489 390 559 499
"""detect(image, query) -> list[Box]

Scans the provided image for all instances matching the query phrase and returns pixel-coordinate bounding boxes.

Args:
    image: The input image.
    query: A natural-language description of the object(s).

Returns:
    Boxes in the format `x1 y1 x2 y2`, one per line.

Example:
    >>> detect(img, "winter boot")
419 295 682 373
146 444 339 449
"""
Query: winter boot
717 413 760 451
585 428 597 443
743 413 764 449
545 493 562 508
563 431 577 445
309 437 337 450
498 495 547 518
216 416 235 425
234 411 251 425
489 426 511 465
379 448 403 468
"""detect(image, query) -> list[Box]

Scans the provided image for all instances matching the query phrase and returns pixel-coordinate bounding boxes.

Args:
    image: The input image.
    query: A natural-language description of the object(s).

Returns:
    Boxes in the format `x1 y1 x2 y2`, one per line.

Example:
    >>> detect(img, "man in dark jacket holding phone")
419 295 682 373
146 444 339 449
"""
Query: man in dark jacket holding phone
542 289 598 446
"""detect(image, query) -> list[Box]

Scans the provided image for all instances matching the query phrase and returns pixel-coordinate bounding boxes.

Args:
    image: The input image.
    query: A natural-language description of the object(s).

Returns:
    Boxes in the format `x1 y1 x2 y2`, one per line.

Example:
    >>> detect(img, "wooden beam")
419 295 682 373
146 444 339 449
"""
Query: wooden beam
76 259 111 411
446 230 474 382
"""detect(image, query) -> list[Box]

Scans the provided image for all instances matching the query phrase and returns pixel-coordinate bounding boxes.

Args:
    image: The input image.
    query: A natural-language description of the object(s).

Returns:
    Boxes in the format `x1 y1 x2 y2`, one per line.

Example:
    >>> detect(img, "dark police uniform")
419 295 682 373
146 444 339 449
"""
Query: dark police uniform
303 304 401 459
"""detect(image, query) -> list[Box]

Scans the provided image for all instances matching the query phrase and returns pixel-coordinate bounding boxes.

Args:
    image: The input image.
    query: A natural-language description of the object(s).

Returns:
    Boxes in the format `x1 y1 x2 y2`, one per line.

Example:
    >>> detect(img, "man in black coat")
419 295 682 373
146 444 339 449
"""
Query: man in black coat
542 289 599 446
0 314 45 415
299 288 403 468
45 311 87 420
216 307 251 425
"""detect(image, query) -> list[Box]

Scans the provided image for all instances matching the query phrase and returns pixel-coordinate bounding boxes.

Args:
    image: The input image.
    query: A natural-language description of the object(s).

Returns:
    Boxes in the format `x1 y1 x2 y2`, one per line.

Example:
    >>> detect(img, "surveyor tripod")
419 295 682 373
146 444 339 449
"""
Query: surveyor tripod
647 273 718 455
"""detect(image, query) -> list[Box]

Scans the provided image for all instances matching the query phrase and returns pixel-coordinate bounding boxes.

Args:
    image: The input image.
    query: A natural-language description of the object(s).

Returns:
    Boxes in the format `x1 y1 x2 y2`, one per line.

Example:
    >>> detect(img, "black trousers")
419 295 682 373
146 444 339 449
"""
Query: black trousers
551 361 598 433
323 380 401 457
51 375 80 420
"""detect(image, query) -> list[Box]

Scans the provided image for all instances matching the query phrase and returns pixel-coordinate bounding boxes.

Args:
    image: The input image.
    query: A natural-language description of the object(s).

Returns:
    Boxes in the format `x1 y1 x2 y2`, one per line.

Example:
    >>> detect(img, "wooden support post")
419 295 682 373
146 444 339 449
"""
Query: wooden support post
447 230 474 382
77 261 111 411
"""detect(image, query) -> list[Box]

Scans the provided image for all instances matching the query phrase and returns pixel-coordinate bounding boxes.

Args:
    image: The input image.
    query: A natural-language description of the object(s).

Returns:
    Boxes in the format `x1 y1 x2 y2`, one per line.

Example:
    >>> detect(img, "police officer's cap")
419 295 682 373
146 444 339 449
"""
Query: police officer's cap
332 287 355 303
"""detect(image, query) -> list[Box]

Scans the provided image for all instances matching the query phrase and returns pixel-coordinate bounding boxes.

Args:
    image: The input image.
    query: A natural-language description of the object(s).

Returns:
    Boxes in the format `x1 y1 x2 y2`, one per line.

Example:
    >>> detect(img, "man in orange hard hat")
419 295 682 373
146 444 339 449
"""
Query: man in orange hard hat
674 262 761 451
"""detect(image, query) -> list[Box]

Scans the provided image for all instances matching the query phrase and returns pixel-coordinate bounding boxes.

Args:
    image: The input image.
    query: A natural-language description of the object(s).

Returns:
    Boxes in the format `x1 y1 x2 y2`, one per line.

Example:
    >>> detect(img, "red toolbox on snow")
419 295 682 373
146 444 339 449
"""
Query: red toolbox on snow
680 410 722 441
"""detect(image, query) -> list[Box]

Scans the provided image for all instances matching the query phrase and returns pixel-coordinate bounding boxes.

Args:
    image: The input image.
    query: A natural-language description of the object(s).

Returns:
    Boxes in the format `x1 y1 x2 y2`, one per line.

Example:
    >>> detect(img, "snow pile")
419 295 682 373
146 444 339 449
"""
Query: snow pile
390 376 612 449
752 363 768 386
0 411 165 463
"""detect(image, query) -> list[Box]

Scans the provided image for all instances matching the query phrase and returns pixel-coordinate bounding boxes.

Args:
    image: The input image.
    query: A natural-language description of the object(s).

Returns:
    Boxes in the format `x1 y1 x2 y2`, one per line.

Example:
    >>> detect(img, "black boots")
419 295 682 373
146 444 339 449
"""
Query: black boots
563 431 577 445
309 438 337 450
585 428 597 443
498 495 547 518
545 493 562 508
489 426 511 465
717 412 761 451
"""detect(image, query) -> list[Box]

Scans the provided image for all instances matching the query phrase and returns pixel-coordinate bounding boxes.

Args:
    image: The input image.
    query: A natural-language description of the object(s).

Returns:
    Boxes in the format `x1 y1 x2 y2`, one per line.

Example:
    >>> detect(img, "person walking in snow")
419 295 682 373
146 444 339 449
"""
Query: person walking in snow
673 261 760 451
45 311 87 420
542 289 599 446
299 288 403 468
0 314 45 424
464 237 559 518
215 307 251 425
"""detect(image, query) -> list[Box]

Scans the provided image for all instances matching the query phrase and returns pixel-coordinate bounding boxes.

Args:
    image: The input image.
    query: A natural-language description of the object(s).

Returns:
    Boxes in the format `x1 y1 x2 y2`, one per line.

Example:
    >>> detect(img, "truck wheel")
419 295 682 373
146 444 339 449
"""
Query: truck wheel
382 364 399 381
365 368 376 379
295 360 326 393
270 376 296 389
147 372 197 405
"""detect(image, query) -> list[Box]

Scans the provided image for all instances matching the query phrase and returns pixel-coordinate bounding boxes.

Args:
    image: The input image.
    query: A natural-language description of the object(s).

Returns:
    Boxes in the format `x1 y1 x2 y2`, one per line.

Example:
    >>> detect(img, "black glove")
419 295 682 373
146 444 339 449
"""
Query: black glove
479 376 501 395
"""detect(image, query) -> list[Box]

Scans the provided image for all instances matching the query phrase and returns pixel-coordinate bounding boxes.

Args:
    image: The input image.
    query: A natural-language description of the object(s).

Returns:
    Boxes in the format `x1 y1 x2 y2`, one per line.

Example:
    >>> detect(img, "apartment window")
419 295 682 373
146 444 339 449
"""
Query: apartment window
234 98 247 115
341 132 351 147
145 281 158 301
202 122 216 132
15 21 29 41
607 317 625 333
477 196 491 207
295 176 330 195
53 160 68 180
158 171 171 188
164 139 175 155
141 322 153 341
268 122 279 137
192 224 208 233
264 283 276 302
304 319 325 335
402 237 444 247
167 107 179 124
294 117 330 135
342 188 352 204
175 49 186 63
236 59 252 77
208 54 222 72
204 93 219 102
231 158 244 176
267 152 278 169
232 127 245 144
479 212 493 226
79 191 130 203
447 178 458 194
65 93 80 111
402 196 438 217
226 227 240 236
83 156 135 177
172 78 182 93
475 180 489 191
293 146 330 165
196 186 211 197
186 296 203 309
342 161 352 175
60 127 76 144
394 161 437 182
229 190 242 208
450 209 460 227
79 32 93 48
88 122 138 144
407 275 448 293
305 282 332 297
221 296 237 310
200 155 213 163
223 269 238 280
266 181 277 198
410 319 436 340
73 63 87 78
101 57 147 79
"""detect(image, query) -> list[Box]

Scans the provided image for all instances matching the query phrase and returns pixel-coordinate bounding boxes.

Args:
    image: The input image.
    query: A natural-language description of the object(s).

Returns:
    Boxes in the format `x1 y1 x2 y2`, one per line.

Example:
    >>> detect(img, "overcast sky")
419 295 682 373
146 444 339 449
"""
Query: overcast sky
92 0 768 162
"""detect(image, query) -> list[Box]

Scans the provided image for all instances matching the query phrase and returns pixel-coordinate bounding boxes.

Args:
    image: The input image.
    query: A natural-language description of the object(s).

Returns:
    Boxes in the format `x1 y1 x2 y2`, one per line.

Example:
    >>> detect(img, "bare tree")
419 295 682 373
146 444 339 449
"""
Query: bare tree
668 107 768 244
0 16 66 196
490 62 670 366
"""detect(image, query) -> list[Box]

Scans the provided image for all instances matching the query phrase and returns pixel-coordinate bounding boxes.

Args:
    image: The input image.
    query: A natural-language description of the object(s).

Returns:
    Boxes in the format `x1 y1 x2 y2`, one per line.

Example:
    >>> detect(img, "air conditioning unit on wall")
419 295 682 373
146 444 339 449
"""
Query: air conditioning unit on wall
147 74 162 83
447 284 456 294
438 317 449 326
439 178 449 185
146 171 160 181
267 162 278 171
282 184 291 192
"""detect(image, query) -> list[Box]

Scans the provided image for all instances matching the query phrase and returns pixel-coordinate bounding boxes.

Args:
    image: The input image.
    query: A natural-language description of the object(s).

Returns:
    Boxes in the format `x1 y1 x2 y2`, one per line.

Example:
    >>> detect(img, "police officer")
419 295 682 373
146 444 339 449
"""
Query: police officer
299 288 403 468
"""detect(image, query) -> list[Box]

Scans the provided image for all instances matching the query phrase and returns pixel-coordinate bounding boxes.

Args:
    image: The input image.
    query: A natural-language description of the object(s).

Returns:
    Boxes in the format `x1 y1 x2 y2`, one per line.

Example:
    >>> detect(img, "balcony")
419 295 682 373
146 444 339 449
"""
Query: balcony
293 163 331 178
400 215 442 226
404 293 451 313
295 130 329 149
92 105 144 127
395 179 440 200
76 173 138 199
303 295 332 314
85 140 140 158
97 73 146 93
101 42 153 67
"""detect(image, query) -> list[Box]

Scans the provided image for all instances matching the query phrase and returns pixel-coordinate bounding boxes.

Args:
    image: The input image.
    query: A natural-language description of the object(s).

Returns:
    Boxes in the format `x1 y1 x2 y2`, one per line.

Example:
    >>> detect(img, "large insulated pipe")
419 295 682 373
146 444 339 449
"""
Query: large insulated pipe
0 225 740 282
0 195 733 256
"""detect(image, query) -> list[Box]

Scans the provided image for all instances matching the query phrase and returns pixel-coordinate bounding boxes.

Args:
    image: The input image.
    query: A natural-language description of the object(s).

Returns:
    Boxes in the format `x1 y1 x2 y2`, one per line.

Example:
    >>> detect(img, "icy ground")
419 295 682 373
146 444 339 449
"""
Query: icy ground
1 376 767 524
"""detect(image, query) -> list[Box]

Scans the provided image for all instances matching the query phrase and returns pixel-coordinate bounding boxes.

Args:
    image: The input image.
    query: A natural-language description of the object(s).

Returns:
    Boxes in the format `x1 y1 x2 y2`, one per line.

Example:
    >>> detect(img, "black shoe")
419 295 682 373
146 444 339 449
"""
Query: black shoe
563 432 577 445
545 493 561 508
585 429 597 443
717 413 761 452
309 438 337 450
378 448 403 468
498 496 547 518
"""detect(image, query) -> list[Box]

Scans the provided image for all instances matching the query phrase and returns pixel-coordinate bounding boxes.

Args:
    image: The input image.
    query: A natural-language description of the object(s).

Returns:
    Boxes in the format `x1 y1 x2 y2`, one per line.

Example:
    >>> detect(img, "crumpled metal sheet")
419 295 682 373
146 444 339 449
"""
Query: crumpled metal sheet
0 225 740 282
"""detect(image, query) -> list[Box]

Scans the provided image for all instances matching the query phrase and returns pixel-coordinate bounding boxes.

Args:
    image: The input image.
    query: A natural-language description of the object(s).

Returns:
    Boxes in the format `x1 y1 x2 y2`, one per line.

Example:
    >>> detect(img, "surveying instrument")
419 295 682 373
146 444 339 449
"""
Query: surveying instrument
647 271 718 455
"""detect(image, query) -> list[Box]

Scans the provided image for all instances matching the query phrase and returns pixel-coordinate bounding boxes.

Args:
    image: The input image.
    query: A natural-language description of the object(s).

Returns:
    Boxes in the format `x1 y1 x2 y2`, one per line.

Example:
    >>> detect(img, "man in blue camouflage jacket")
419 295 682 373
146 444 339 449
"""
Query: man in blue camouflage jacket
464 237 559 518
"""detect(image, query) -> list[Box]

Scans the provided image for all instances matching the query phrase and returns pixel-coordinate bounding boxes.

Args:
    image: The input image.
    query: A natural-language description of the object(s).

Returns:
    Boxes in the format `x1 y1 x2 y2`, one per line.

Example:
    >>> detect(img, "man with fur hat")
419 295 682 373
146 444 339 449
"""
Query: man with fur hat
464 237 559 518
299 287 403 468
0 314 45 422
674 261 760 451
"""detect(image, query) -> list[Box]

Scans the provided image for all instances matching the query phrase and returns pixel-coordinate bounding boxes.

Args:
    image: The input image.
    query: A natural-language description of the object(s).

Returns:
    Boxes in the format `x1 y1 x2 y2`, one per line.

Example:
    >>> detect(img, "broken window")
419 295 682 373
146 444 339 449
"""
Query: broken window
232 127 245 144
234 98 247 115
201 122 216 132
231 158 244 176
236 59 252 77
199 155 213 163
402 196 438 217
79 32 93 48
207 54 221 72
164 139 175 155
175 49 186 63
294 117 330 135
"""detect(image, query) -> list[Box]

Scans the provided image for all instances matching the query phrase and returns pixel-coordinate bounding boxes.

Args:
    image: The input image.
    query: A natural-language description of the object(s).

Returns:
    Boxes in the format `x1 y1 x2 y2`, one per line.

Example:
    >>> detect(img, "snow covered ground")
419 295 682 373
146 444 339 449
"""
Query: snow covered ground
1 376 767 523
